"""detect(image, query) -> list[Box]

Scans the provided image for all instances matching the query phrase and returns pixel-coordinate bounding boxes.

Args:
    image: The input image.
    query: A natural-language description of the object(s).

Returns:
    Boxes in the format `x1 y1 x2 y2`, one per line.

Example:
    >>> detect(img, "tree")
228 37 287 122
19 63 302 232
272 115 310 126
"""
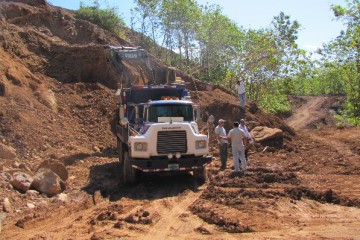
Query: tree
75 1 125 34
318 0 360 123
159 0 201 67
131 0 161 50
194 4 245 81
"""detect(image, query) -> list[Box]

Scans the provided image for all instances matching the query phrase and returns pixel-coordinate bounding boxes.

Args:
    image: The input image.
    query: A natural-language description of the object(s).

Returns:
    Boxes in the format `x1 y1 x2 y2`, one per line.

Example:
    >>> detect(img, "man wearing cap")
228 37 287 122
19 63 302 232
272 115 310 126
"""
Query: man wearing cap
226 122 247 173
215 119 228 170
239 119 254 161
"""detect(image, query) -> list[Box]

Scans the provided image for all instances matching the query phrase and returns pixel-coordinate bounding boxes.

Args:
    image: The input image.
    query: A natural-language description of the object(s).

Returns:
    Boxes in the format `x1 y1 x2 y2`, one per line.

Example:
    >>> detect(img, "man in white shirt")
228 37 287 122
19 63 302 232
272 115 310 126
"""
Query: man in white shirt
235 79 246 109
239 119 254 162
226 122 247 173
214 119 228 170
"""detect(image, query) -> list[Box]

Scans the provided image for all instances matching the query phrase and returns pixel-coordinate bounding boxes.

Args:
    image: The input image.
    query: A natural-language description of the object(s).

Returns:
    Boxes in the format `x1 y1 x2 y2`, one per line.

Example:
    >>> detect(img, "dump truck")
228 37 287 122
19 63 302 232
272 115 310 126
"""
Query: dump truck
108 46 212 183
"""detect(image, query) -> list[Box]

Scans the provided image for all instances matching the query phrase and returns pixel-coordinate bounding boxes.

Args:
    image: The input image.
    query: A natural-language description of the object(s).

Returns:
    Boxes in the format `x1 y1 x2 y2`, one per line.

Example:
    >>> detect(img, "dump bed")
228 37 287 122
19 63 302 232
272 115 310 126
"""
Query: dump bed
124 85 189 104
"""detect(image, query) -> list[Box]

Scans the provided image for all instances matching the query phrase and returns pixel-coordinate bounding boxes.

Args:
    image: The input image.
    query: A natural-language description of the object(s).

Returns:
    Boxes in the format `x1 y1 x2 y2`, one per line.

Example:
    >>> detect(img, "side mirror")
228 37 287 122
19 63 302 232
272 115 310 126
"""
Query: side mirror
120 117 129 126
207 115 215 124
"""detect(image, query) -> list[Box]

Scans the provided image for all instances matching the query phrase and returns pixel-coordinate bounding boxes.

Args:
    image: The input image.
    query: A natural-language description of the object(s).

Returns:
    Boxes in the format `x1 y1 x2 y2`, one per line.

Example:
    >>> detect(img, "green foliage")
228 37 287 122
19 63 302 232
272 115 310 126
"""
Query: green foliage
75 1 125 34
129 1 307 115
288 0 360 125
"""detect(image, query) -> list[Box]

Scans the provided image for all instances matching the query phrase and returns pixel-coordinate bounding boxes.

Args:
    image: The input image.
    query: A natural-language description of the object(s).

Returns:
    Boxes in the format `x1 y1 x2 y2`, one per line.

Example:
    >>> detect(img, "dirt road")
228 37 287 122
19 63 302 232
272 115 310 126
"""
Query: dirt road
287 96 327 130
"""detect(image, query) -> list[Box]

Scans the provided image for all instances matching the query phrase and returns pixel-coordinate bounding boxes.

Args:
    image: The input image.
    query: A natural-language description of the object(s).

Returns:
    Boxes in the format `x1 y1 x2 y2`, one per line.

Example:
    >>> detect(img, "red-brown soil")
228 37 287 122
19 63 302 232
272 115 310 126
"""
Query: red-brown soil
1 1 360 240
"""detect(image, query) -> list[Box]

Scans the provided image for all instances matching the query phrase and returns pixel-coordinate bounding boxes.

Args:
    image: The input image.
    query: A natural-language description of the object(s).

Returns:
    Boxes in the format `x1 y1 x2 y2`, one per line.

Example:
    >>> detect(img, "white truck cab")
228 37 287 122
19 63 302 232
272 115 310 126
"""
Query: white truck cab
116 85 212 183
129 100 209 160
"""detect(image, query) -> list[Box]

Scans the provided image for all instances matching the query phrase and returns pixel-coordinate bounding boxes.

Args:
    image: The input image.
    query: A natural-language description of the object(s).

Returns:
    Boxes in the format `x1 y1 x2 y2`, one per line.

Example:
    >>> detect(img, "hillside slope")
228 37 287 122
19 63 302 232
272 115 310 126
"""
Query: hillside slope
0 0 294 160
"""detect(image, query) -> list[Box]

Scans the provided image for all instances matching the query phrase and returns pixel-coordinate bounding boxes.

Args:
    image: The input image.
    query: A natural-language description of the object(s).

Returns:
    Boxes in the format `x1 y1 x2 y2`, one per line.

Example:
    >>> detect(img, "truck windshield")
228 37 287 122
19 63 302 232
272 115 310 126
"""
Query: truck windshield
148 104 193 122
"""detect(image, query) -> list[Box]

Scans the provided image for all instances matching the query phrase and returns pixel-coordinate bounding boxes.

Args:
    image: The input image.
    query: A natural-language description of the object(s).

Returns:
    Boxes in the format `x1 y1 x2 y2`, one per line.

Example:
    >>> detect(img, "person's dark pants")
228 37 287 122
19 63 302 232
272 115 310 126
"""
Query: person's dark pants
245 149 249 161
219 143 228 168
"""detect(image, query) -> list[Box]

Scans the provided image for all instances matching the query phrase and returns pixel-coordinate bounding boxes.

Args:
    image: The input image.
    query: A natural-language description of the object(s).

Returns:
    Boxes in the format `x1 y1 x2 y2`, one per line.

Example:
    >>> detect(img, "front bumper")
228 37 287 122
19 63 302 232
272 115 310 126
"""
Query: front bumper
132 156 212 173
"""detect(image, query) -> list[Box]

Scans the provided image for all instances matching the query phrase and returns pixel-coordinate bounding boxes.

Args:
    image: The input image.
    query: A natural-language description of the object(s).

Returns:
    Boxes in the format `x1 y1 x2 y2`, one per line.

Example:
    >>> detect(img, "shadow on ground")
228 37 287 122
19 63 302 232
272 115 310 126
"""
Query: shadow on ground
81 160 203 202
61 148 117 166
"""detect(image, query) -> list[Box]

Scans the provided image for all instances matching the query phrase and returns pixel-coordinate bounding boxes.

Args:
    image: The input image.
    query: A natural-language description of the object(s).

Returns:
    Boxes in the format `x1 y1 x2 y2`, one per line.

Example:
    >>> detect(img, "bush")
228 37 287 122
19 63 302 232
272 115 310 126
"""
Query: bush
75 1 125 34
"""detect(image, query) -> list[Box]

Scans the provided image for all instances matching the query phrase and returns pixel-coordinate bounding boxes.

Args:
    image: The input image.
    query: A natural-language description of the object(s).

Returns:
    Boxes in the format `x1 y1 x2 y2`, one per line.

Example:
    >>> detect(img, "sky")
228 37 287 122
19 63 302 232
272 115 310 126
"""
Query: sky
49 0 347 52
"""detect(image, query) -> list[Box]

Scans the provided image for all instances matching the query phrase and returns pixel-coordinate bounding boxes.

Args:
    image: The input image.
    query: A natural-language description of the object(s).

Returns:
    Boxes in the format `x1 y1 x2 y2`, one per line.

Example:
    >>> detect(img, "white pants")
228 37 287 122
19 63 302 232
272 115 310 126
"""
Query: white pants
232 146 247 172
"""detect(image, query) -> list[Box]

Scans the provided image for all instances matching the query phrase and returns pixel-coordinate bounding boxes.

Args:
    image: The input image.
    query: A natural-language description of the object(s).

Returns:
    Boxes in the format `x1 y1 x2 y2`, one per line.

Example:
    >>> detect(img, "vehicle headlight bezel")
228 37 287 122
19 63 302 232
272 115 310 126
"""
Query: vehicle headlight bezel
134 142 147 151
195 140 207 149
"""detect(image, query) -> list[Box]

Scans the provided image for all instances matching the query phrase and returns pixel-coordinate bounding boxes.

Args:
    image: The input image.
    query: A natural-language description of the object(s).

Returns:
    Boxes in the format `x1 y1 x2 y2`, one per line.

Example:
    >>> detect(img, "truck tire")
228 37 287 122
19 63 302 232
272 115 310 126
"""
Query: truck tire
117 138 124 164
123 151 140 184
193 167 208 183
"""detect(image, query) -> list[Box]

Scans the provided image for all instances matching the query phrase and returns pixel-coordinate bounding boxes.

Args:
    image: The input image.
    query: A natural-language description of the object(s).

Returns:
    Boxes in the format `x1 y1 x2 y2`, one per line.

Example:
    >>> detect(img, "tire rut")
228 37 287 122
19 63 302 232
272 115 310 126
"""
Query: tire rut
140 184 207 240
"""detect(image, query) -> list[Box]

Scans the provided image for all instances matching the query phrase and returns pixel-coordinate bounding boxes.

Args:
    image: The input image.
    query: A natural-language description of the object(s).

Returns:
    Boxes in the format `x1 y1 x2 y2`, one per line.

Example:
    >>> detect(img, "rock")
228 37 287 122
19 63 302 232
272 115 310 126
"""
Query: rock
3 198 12 213
11 161 20 168
11 172 33 193
36 160 68 181
57 193 68 203
250 126 283 142
93 146 101 153
26 202 35 209
31 168 66 196
0 142 17 160
26 190 40 197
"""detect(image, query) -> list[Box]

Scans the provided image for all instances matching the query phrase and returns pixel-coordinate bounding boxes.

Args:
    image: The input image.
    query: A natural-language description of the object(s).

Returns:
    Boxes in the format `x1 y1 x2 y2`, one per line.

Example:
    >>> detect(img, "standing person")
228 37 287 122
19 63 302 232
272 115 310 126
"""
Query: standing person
235 78 246 109
239 119 254 162
226 122 247 173
215 119 228 170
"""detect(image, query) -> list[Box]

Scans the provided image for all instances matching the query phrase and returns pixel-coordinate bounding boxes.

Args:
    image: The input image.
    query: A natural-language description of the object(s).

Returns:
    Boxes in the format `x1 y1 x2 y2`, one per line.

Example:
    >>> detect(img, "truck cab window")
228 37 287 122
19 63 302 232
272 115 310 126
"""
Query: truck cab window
148 104 193 122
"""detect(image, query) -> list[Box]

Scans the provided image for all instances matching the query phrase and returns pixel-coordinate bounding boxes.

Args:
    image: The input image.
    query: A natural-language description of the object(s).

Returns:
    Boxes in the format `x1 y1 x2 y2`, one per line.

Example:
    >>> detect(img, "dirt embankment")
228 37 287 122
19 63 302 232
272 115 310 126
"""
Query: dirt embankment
1 1 360 240
0 0 294 158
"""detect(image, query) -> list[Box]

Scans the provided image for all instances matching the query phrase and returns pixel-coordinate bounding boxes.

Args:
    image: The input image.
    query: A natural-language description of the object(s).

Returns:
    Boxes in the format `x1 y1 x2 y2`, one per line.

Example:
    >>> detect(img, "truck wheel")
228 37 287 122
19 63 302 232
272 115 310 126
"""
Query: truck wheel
117 138 124 164
193 167 208 183
123 151 140 184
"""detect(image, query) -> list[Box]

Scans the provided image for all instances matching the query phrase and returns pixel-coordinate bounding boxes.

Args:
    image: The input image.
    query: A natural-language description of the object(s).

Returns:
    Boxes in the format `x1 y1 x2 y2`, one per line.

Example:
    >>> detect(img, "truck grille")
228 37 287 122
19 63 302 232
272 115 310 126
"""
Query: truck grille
157 131 187 154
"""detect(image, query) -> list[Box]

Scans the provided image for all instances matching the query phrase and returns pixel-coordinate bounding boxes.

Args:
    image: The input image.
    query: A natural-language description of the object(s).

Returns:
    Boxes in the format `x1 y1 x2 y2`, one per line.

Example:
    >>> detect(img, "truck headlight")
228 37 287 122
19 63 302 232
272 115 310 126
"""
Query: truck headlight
135 142 147 151
196 140 207 149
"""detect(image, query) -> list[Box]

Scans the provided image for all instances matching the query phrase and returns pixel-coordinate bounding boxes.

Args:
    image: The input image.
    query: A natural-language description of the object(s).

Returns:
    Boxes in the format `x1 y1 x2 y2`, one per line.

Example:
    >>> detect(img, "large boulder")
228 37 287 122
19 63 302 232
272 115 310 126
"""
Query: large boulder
36 160 68 181
31 168 66 196
0 142 17 160
250 126 283 143
11 172 33 193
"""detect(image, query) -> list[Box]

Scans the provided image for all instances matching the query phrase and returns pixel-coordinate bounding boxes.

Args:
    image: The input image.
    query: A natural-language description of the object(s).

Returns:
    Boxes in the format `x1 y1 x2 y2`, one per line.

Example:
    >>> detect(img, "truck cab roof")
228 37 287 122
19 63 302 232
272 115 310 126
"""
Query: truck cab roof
147 100 193 106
